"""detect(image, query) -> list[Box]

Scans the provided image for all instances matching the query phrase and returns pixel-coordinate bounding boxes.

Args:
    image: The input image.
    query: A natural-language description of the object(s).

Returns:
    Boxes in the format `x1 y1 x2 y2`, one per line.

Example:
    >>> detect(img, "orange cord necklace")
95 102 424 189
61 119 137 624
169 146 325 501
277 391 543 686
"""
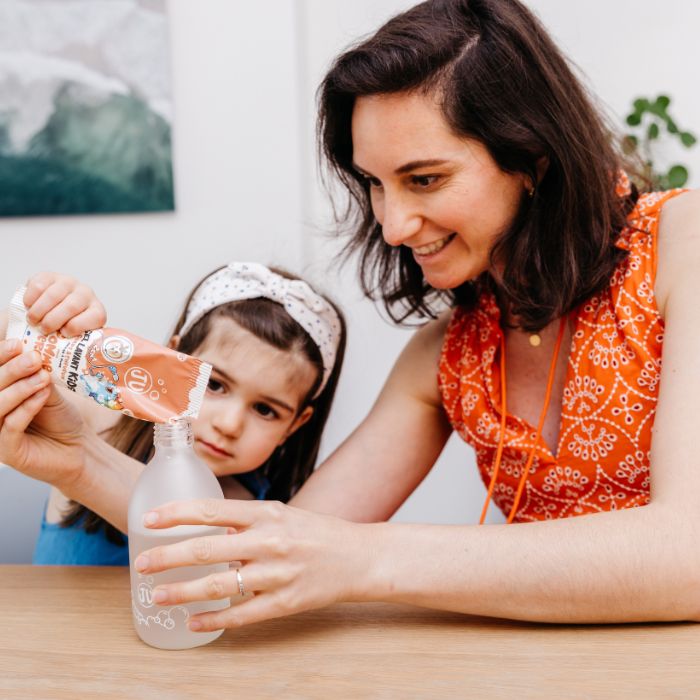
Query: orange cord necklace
479 317 567 525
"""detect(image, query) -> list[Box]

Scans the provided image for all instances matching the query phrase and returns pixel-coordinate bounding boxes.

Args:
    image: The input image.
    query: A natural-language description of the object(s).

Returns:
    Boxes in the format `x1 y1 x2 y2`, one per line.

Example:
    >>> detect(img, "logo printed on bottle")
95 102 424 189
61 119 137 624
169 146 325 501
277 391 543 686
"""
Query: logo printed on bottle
133 574 190 631
125 366 153 394
138 581 155 608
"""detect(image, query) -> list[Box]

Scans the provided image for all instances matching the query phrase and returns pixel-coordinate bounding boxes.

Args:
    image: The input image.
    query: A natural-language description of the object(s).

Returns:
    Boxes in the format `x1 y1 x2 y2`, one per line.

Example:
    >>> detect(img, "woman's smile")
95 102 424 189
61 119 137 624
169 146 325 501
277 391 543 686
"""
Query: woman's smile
412 232 457 260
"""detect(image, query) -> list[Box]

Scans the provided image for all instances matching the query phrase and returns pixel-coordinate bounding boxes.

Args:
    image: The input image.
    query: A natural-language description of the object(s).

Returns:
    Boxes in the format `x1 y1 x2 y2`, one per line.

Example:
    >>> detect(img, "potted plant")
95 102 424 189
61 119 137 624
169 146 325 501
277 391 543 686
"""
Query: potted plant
623 95 697 190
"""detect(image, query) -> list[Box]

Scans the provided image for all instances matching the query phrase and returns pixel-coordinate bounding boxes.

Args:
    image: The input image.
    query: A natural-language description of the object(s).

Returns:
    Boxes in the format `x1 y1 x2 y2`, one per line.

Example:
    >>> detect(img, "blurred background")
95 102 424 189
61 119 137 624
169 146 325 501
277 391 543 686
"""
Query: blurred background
1 0 698 561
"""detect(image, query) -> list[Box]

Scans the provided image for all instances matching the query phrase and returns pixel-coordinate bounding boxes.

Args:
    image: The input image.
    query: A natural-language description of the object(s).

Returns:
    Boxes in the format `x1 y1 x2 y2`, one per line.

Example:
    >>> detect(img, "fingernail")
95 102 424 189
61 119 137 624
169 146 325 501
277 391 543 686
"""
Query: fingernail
153 589 167 604
189 620 203 631
134 555 149 572
143 512 159 526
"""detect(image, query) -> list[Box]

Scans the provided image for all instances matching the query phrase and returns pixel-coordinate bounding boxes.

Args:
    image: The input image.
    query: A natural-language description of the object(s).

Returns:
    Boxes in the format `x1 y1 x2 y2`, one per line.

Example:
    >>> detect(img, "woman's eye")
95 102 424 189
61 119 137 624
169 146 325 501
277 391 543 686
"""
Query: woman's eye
207 378 225 394
253 402 279 420
411 174 438 188
359 173 382 189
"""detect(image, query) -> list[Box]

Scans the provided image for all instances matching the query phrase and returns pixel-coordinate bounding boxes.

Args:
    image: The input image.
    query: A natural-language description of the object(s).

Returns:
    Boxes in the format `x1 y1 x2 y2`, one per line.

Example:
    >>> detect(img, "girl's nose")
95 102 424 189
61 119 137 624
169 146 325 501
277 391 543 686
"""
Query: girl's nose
213 401 245 438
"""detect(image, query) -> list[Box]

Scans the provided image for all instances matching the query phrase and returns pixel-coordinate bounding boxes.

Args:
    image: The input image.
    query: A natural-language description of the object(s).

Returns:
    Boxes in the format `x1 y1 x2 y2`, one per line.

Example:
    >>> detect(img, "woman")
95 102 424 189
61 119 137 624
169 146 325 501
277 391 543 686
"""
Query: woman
3 0 700 629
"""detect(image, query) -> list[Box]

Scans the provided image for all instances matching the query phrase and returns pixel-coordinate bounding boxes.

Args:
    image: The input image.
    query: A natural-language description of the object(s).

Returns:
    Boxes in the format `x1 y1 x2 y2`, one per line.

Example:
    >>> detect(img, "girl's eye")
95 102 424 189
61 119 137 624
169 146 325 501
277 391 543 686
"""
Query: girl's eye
410 174 438 188
207 378 225 394
253 402 279 420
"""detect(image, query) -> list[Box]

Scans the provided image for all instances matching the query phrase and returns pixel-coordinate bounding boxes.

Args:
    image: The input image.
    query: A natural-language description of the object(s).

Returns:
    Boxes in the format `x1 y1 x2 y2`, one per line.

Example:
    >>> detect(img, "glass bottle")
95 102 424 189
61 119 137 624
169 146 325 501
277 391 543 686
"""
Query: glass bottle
128 418 229 649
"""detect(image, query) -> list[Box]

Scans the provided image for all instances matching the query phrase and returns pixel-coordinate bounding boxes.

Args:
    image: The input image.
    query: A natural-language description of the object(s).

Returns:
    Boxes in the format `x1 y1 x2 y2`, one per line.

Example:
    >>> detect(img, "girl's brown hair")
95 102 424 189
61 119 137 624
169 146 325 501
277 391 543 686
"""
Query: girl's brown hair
318 0 640 331
62 267 346 544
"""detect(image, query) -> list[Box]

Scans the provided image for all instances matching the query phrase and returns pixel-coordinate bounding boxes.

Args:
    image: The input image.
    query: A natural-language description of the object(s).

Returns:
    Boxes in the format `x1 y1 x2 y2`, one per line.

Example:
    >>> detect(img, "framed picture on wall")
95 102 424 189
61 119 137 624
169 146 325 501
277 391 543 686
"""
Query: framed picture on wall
0 0 175 217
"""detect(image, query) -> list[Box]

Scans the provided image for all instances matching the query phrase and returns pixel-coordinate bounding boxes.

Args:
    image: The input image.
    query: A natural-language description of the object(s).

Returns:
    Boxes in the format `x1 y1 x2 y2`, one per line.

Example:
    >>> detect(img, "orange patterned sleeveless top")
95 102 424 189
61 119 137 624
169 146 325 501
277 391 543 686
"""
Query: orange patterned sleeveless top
438 188 686 522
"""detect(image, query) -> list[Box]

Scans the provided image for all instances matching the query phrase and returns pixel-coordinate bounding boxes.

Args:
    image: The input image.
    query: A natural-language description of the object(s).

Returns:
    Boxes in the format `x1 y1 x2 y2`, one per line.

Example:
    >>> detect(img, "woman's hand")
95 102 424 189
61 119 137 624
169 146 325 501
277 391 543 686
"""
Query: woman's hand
134 499 376 631
0 339 87 491
23 271 106 337
0 271 106 489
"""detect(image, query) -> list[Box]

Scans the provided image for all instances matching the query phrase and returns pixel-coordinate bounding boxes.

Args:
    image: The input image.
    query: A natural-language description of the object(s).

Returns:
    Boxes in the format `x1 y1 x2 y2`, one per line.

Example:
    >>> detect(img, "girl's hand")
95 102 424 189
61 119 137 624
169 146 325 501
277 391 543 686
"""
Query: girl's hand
134 500 375 631
23 271 106 337
0 339 87 490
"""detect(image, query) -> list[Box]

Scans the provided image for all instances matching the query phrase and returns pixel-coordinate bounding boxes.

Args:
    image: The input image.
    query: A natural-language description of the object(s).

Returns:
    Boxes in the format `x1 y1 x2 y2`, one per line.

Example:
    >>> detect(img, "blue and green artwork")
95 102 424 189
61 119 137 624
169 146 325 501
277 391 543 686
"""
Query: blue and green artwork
0 0 175 216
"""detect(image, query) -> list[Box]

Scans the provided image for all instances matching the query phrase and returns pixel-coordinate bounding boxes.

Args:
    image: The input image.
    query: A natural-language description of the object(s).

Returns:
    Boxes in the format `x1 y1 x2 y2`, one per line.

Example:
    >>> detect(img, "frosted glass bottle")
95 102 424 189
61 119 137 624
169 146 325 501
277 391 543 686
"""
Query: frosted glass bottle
128 419 229 649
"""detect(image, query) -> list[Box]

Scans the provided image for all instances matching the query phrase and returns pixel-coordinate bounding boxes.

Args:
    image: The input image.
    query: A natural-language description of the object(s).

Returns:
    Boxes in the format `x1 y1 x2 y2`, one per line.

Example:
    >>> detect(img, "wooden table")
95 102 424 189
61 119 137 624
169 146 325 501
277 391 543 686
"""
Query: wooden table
1 565 699 699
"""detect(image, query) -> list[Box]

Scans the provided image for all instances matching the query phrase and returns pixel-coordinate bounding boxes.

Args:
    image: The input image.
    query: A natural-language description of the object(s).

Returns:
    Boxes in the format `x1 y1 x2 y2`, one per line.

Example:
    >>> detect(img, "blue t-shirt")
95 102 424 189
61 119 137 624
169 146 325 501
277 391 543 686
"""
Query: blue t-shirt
33 469 271 566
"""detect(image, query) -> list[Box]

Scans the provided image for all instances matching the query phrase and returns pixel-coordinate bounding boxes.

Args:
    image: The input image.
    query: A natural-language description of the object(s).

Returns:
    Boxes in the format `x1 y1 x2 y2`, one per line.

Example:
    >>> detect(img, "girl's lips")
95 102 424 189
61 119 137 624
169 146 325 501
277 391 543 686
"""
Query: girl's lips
196 439 233 459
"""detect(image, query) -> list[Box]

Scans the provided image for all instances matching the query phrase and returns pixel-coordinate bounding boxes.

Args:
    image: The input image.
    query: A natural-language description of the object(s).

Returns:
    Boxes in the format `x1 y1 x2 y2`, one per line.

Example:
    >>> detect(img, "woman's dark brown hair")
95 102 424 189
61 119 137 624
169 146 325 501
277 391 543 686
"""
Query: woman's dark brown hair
62 267 346 545
319 0 639 331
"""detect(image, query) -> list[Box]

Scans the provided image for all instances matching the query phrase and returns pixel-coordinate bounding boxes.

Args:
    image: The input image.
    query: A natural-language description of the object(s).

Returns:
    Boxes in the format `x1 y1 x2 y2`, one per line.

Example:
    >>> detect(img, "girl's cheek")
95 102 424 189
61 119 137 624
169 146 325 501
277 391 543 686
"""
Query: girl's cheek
189 414 206 433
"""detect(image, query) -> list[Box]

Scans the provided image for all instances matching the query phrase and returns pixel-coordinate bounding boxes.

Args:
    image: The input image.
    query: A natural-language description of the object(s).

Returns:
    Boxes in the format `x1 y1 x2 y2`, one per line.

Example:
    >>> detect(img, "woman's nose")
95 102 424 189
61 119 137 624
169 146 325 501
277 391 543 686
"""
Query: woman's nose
378 193 422 247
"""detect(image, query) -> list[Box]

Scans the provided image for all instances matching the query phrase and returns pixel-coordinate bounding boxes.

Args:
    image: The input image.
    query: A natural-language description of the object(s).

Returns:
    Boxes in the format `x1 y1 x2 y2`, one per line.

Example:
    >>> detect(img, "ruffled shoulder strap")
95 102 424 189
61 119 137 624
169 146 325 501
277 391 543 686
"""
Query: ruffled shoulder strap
615 188 688 279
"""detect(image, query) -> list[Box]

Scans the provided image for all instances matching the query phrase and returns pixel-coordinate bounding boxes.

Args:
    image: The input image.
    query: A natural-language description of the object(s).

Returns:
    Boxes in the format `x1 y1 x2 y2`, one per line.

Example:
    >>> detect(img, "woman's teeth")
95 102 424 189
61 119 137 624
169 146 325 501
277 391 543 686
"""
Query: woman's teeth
414 233 456 256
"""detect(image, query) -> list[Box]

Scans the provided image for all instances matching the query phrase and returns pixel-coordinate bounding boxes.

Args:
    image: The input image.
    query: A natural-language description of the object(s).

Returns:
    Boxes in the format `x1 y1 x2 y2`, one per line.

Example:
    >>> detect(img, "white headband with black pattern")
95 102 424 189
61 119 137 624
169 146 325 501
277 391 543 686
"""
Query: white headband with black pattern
180 263 341 398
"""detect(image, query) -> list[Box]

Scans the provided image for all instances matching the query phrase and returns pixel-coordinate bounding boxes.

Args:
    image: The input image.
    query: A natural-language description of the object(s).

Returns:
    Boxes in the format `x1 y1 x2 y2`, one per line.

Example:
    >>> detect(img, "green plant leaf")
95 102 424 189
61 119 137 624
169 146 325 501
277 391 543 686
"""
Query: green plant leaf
626 113 642 126
649 102 666 119
680 131 697 147
667 165 688 188
656 95 671 109
633 98 650 112
648 123 660 140
666 118 679 134
621 135 638 155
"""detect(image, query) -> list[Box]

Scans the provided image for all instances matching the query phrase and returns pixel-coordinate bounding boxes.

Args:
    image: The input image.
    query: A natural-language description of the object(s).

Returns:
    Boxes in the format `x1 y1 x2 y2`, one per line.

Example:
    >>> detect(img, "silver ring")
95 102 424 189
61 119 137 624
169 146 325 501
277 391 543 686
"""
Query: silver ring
235 568 246 597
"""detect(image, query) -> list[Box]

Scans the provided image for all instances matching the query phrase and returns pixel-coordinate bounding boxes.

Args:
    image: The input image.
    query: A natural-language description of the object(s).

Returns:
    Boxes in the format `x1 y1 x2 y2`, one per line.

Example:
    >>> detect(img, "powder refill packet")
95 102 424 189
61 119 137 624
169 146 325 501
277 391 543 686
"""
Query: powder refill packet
6 286 211 424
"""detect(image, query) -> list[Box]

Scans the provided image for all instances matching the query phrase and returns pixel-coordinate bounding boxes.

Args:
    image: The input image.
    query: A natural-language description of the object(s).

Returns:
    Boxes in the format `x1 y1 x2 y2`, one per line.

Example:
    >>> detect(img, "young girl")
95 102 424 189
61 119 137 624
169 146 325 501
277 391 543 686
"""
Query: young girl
30 261 345 565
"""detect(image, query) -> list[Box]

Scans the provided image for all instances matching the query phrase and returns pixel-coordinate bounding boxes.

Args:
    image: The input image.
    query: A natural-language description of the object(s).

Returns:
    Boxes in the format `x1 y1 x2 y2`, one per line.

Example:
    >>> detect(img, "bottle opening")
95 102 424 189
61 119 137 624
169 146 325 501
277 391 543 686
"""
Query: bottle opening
153 418 193 448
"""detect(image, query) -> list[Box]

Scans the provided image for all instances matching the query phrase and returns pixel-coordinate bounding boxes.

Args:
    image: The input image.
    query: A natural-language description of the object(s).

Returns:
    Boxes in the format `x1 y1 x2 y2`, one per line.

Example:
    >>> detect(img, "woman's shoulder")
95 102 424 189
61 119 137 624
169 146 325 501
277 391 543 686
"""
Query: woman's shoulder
654 189 700 319
656 187 700 222
405 312 453 379
635 187 691 218
383 312 452 408
417 310 452 347
617 188 688 249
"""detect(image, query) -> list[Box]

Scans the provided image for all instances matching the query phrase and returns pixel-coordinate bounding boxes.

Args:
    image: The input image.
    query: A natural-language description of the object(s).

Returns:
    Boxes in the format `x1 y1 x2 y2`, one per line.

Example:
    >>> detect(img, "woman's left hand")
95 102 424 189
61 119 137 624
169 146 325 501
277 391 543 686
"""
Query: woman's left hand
134 499 375 631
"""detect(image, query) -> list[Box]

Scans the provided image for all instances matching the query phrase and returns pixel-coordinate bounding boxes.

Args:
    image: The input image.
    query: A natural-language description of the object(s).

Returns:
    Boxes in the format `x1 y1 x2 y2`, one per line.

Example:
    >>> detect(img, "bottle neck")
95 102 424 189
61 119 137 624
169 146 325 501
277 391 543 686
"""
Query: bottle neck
153 419 193 449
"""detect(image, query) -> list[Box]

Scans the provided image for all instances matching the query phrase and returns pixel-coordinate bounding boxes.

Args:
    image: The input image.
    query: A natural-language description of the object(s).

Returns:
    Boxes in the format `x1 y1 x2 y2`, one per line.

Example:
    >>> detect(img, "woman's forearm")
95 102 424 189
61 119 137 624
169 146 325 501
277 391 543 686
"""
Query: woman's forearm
64 431 144 533
359 505 700 623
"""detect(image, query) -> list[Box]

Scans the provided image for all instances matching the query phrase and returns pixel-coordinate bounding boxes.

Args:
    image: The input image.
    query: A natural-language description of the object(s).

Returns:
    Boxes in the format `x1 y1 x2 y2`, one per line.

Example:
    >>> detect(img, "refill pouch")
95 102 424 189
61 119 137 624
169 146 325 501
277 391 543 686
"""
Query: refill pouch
6 286 211 424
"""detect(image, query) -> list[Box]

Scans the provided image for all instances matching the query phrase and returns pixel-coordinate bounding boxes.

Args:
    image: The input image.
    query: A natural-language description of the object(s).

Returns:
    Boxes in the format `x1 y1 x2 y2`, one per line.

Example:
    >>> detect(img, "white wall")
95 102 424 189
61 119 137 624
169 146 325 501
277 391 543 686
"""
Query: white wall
527 0 700 184
0 0 305 561
298 0 700 529
2 0 699 561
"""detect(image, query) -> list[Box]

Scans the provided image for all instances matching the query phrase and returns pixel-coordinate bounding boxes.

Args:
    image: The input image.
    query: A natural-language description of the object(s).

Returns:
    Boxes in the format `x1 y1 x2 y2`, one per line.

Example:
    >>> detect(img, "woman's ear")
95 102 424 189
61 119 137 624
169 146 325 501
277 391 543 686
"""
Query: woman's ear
280 406 314 444
523 157 550 194
168 335 181 350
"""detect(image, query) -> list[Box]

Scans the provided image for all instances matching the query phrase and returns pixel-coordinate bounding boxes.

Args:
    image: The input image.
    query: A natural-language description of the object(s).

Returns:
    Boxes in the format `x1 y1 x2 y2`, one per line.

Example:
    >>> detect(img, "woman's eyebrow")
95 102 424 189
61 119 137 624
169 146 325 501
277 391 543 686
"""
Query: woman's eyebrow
352 159 451 176
395 158 450 174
